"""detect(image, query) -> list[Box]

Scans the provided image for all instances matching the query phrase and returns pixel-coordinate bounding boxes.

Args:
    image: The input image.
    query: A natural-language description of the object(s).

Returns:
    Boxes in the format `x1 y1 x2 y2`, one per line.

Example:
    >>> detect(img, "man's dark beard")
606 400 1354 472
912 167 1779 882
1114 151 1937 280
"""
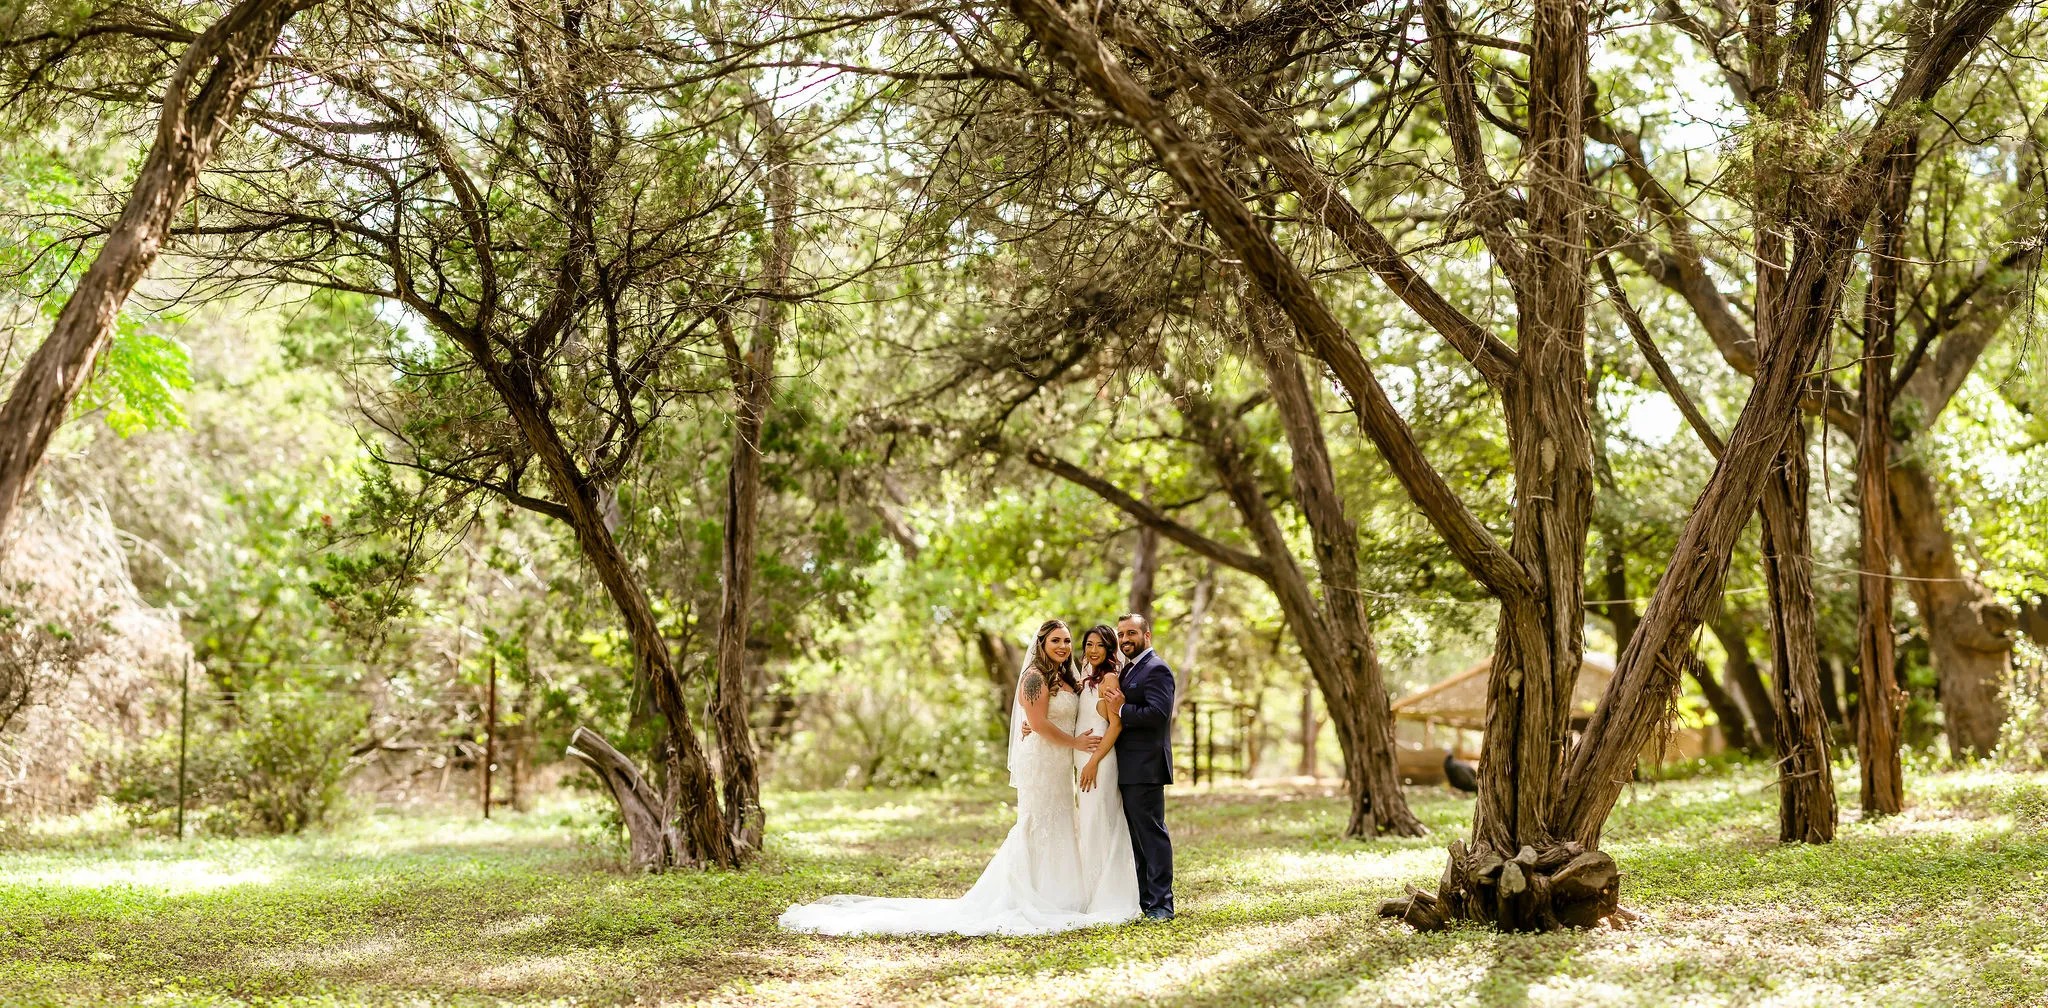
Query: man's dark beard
1119 640 1142 658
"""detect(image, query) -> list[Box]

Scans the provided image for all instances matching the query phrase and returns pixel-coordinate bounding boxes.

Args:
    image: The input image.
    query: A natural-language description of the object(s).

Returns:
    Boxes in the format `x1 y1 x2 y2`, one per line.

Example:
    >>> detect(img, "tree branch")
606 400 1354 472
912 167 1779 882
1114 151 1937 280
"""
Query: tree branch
1008 0 1535 600
1023 447 1272 579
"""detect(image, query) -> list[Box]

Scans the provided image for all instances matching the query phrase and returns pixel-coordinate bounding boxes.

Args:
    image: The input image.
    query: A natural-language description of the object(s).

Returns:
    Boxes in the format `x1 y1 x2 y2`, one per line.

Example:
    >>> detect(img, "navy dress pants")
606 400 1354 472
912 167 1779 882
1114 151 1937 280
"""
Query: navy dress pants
1120 783 1173 914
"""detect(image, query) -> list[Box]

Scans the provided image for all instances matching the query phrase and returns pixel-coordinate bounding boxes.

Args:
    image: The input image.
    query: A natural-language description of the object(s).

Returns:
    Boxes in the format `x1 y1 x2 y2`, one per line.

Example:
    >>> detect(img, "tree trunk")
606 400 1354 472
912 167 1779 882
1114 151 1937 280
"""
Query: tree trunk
1244 298 1424 837
1757 423 1839 842
1174 562 1215 759
1554 195 1876 849
978 631 1024 716
1597 544 1640 656
1889 458 2012 757
0 0 319 550
1691 644 1756 755
1427 0 1599 931
1174 367 1423 838
501 369 734 866
1297 678 1321 777
1129 499 1158 621
2019 596 2048 649
1010 0 2013 932
1818 654 1847 733
567 727 680 871
1711 611 1780 750
707 85 796 855
1855 149 1911 808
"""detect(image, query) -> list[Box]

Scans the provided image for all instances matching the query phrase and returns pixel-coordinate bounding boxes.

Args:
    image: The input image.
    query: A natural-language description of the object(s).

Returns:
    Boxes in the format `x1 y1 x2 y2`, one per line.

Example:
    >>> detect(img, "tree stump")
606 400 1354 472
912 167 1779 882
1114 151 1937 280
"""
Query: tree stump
1381 838 1624 932
566 726 681 871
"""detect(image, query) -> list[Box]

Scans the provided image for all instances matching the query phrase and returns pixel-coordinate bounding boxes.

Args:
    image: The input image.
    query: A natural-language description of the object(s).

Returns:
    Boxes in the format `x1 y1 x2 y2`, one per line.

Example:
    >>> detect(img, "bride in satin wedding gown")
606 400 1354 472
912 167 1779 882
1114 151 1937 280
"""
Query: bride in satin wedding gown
779 619 1140 936
1072 625 1142 919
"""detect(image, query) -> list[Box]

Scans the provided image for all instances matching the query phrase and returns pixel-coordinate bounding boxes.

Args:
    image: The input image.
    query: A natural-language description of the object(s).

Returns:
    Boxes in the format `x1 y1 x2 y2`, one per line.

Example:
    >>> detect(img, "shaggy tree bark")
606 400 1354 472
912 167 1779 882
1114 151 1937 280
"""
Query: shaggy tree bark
1602 9 2031 763
1560 0 2014 838
567 727 680 871
1855 147 1913 809
709 87 795 855
1743 0 1840 843
1758 422 1839 841
0 0 320 550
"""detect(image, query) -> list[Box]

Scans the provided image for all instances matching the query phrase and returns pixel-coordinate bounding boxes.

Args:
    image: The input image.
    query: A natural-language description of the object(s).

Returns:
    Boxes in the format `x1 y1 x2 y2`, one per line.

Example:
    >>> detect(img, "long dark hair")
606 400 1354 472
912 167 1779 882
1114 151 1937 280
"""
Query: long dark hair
1079 624 1122 690
1029 619 1081 694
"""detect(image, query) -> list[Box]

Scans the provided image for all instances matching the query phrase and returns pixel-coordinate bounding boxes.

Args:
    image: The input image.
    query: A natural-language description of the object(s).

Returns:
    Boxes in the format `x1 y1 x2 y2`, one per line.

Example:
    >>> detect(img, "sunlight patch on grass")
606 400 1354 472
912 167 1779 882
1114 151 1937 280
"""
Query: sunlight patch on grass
479 913 556 939
3 857 276 893
255 935 408 973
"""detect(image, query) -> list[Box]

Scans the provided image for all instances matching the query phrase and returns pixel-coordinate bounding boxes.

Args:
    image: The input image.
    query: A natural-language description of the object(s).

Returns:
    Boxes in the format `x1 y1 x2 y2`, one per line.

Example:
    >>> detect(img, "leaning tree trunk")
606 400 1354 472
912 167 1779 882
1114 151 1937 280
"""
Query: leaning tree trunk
1246 298 1425 837
1889 458 2012 757
567 727 680 871
1757 422 1839 842
495 366 734 867
1554 163 1892 853
0 0 319 550
1176 370 1423 838
1710 611 1780 750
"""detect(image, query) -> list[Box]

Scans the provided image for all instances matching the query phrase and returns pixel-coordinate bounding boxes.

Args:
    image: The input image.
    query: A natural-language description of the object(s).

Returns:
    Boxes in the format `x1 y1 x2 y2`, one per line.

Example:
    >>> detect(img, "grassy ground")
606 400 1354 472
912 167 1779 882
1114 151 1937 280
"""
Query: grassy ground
3 764 2046 1007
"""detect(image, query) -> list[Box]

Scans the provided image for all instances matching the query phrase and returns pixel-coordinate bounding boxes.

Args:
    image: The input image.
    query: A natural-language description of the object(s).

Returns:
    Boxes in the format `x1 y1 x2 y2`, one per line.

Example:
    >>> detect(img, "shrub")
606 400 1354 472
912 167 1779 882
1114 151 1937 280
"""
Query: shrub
111 685 365 835
1992 639 2047 770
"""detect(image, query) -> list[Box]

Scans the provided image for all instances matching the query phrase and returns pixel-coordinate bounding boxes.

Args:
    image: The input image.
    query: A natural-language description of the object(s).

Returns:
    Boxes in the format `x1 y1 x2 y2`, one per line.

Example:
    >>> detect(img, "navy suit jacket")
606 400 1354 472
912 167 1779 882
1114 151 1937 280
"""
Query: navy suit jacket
1115 647 1176 786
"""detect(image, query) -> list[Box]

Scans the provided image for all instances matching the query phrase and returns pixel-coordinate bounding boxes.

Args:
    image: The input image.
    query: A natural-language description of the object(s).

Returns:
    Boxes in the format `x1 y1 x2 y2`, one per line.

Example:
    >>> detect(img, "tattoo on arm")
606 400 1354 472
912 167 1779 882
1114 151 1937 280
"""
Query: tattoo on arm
1021 671 1045 704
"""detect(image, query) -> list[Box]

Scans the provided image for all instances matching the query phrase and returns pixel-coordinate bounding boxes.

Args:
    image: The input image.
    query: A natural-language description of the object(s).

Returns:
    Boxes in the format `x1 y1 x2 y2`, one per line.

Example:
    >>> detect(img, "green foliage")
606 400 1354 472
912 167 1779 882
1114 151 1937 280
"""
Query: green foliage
1993 641 2048 769
109 679 365 836
0 136 192 438
79 319 193 436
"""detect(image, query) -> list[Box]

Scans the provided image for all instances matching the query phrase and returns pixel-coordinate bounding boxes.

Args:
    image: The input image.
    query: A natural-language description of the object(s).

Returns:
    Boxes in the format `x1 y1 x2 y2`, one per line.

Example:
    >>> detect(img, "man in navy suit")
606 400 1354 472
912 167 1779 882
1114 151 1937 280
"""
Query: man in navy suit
1102 613 1176 921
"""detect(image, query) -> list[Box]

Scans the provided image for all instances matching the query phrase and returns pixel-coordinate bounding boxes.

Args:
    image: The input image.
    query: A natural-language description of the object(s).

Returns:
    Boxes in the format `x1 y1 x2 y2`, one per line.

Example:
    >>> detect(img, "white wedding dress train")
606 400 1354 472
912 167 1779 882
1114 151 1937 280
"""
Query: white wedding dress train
778 685 1138 936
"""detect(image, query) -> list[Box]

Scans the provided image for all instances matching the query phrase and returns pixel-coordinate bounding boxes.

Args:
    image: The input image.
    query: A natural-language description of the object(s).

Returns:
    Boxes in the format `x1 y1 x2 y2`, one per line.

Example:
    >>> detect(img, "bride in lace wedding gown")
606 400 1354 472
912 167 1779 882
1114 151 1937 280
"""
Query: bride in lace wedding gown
779 620 1137 936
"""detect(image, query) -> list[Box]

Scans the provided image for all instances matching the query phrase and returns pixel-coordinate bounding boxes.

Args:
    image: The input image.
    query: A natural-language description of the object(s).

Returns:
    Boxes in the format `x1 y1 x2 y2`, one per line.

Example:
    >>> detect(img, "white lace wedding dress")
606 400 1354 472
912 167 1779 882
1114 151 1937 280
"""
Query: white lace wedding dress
779 684 1137 936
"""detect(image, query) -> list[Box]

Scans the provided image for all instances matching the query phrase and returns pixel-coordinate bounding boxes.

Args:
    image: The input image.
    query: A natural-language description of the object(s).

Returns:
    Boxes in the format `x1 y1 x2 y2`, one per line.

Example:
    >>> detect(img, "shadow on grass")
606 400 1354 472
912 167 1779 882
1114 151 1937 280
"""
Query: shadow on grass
9 774 2047 1006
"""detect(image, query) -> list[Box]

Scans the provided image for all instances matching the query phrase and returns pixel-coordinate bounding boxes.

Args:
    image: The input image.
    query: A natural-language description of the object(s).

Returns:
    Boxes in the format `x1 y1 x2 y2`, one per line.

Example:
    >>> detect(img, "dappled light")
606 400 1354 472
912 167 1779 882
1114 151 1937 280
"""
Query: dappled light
1 0 2044 1000
4 771 2046 1004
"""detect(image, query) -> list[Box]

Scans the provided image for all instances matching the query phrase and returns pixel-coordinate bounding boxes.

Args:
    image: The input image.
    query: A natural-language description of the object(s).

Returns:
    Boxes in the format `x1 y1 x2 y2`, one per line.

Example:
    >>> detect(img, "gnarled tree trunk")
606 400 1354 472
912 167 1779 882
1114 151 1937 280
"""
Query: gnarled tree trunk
1245 298 1425 838
567 727 680 871
709 90 794 856
0 0 320 551
1758 423 1839 841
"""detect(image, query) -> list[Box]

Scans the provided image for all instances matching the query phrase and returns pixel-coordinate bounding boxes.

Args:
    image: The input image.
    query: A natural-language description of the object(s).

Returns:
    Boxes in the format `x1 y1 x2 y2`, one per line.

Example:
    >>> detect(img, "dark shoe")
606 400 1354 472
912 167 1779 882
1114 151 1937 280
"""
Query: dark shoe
1143 908 1175 922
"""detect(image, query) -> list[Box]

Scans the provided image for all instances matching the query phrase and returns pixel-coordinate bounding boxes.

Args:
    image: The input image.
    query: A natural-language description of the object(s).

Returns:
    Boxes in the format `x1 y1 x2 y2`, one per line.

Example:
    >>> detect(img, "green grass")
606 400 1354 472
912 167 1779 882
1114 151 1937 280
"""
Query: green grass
4 765 2047 1007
